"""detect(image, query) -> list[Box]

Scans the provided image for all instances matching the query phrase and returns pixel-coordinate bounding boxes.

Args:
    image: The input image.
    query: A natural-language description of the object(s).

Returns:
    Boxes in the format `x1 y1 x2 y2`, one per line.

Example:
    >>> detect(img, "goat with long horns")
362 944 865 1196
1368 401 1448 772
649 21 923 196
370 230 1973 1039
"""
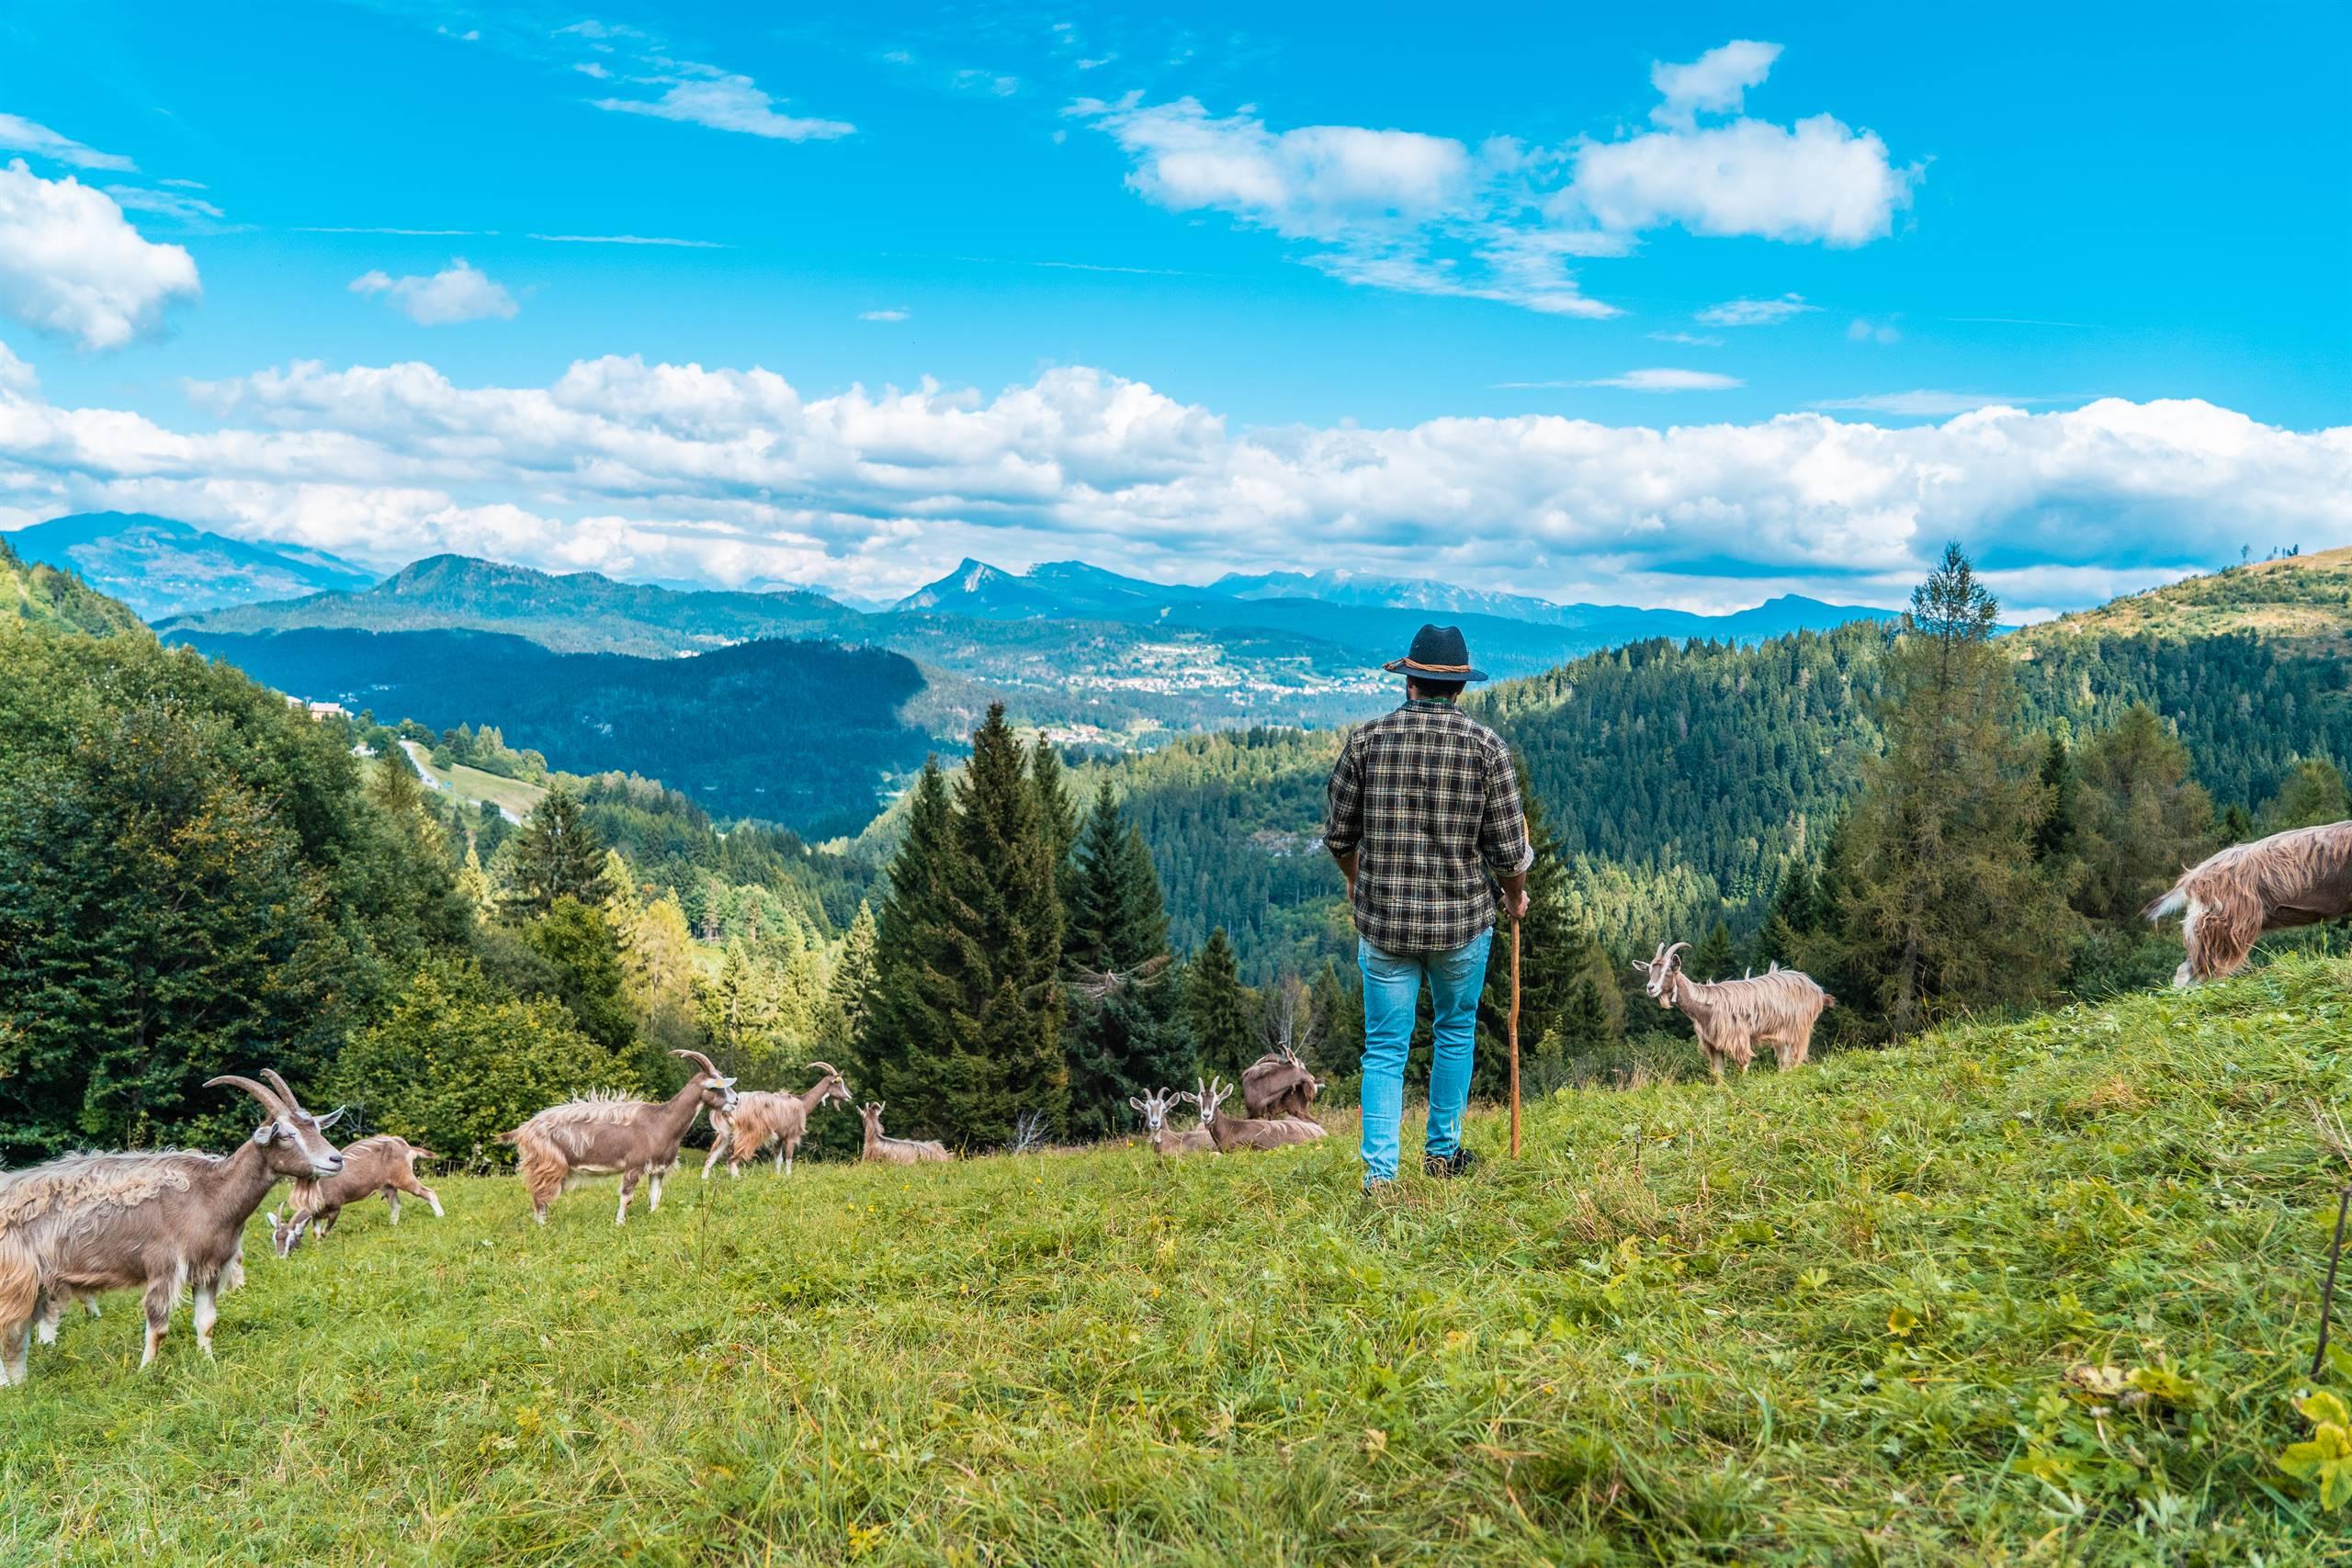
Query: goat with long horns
499 1050 738 1225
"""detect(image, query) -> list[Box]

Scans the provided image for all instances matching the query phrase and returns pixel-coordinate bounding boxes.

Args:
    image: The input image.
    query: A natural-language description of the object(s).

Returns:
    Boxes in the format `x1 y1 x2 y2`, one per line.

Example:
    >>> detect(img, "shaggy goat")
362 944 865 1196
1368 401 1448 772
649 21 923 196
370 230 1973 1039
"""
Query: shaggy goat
499 1049 738 1225
2144 820 2352 985
266 1134 442 1257
1240 1041 1323 1121
700 1063 853 1179
0 1069 344 1383
1127 1086 1217 1157
1634 942 1834 1080
1183 1076 1326 1151
856 1103 950 1165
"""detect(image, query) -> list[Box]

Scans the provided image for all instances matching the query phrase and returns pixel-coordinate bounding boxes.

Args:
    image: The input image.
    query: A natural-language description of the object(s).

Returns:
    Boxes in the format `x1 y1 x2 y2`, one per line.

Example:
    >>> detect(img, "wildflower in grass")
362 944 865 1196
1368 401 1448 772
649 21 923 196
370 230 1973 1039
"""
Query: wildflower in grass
2278 1390 2352 1509
1886 1306 1920 1337
847 1521 887 1556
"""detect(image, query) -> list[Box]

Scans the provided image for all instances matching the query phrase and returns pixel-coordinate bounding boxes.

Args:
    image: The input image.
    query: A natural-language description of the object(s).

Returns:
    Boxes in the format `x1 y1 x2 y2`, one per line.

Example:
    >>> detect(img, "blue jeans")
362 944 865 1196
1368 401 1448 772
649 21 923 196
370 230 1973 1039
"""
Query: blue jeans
1358 929 1492 1183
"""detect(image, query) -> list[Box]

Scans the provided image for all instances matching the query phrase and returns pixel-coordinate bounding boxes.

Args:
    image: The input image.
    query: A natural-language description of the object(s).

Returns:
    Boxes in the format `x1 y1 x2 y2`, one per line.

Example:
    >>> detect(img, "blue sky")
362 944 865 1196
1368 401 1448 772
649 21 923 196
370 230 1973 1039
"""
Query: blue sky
0 0 2346 612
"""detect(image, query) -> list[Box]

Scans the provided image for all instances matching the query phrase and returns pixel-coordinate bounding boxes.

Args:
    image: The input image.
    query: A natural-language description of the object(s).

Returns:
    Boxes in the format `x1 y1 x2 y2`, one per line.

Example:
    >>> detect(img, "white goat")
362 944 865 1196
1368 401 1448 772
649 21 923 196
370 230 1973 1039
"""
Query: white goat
0 1069 344 1383
1184 1076 1326 1151
700 1063 853 1179
2145 820 2352 985
856 1103 950 1165
499 1049 738 1225
1127 1086 1217 1157
1634 942 1834 1080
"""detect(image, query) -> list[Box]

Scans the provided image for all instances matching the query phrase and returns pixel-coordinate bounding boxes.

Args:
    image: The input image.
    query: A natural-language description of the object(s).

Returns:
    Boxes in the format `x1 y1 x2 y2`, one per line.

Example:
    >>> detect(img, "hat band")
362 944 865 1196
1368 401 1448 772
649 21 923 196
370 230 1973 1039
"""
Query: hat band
1398 659 1475 674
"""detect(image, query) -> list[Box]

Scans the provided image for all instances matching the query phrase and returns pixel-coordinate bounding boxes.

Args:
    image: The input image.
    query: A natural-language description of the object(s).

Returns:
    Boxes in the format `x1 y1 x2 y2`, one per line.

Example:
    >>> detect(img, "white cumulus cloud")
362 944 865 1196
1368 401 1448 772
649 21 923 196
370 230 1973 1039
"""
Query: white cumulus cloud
348 257 518 325
1650 39 1783 130
593 73 854 141
0 161 199 349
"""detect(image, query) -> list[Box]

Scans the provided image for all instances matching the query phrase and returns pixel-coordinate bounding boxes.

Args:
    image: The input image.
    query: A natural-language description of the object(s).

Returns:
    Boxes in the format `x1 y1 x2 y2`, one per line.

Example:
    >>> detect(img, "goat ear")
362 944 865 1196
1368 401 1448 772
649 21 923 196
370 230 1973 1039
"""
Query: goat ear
316 1106 347 1130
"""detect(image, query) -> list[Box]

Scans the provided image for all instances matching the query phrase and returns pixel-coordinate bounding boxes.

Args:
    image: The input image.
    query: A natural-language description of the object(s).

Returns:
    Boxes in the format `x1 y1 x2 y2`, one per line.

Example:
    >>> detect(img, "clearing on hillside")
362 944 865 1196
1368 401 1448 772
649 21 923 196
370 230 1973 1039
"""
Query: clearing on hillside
5 961 2349 1564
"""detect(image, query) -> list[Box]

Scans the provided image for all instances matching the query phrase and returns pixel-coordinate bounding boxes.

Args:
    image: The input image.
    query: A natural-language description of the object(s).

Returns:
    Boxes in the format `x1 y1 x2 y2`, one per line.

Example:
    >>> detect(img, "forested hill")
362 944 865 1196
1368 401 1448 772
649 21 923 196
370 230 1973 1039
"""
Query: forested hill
168 627 935 839
2020 546 2352 647
0 536 146 637
1106 571 2352 976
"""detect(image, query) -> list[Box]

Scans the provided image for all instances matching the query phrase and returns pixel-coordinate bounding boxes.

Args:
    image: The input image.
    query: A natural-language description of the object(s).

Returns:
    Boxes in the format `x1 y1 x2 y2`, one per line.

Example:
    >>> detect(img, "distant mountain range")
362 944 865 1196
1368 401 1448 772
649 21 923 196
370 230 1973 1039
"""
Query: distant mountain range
3 513 377 620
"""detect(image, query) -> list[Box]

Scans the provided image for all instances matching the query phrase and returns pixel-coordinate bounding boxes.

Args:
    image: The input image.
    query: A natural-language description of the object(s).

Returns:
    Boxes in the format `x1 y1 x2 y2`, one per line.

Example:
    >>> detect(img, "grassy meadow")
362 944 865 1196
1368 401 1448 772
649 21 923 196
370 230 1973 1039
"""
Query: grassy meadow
7 960 2352 1565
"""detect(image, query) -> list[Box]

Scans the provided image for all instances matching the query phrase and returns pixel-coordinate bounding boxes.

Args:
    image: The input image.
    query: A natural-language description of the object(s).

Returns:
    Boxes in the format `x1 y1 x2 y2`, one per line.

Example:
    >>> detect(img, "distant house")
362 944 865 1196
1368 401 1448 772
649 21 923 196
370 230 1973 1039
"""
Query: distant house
284 694 351 721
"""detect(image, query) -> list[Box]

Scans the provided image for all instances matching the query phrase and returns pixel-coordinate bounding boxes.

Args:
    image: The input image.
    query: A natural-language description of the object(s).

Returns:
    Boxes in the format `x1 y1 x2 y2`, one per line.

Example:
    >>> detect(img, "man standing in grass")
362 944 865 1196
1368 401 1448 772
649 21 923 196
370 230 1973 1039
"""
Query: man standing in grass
1323 625 1532 1193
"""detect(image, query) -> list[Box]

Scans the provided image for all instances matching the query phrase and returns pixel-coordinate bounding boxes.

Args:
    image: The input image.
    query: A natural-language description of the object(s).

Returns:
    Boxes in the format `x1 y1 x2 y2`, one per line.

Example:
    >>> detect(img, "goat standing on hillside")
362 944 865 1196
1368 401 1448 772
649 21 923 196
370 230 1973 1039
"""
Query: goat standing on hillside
700 1063 853 1179
266 1134 442 1257
856 1103 950 1165
1634 942 1835 1080
2145 820 2352 984
1128 1087 1217 1157
0 1069 344 1383
500 1050 738 1224
1185 1076 1326 1152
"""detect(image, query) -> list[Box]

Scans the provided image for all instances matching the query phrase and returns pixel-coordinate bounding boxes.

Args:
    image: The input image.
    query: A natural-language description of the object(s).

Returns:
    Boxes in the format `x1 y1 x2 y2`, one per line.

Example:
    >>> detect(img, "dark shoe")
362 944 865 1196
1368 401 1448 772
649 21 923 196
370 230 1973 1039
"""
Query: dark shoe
1422 1147 1479 1180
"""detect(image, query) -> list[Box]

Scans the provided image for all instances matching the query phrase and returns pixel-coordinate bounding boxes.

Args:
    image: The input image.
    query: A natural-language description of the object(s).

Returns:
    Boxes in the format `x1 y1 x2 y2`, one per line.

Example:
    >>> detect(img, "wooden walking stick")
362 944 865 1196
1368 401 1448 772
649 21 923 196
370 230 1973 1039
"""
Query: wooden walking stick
1508 913 1523 1159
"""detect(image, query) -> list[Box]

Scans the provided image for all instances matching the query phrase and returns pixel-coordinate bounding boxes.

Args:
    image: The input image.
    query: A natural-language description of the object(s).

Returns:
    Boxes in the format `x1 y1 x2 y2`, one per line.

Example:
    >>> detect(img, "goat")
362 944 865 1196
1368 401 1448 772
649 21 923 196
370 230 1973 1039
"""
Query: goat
0 1068 344 1383
1240 1041 1323 1121
1126 1086 1217 1157
1184 1076 1326 1152
1634 942 1834 1080
498 1049 738 1225
2144 820 2352 985
856 1103 949 1165
266 1134 442 1257
700 1063 853 1179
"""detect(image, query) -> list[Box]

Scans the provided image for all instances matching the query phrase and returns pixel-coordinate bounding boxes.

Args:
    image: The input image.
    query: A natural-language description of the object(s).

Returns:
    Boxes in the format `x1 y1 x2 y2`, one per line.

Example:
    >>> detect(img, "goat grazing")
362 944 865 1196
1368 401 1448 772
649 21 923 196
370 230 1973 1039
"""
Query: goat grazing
1240 1041 1323 1121
2145 820 2352 985
0 1068 344 1383
1184 1076 1327 1152
700 1063 853 1179
856 1103 950 1165
499 1049 738 1225
266 1134 442 1257
1634 942 1834 1080
1127 1086 1217 1157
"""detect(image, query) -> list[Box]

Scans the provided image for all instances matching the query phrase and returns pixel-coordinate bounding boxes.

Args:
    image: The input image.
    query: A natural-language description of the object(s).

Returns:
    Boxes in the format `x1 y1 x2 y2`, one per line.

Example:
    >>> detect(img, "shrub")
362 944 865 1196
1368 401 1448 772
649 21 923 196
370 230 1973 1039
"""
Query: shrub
330 959 639 1169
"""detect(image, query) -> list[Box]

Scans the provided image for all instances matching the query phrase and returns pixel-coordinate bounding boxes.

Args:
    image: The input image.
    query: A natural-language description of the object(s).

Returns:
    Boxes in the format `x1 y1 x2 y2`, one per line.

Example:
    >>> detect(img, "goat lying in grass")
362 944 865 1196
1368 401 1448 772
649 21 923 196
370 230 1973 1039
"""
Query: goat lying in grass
1634 942 1834 1080
700 1063 853 1179
266 1134 442 1257
1128 1086 1216 1156
0 1069 342 1383
1184 1076 1326 1152
1240 1041 1322 1121
2145 819 2352 984
500 1050 738 1225
857 1103 950 1165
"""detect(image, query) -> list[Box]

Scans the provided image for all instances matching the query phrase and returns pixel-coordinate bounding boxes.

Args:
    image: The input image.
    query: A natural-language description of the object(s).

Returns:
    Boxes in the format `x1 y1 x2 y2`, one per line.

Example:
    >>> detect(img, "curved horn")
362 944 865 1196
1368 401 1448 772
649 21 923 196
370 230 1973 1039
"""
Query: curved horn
803 1061 841 1077
1662 942 1690 965
1653 940 1667 961
206 1075 286 1117
258 1067 304 1111
671 1048 721 1078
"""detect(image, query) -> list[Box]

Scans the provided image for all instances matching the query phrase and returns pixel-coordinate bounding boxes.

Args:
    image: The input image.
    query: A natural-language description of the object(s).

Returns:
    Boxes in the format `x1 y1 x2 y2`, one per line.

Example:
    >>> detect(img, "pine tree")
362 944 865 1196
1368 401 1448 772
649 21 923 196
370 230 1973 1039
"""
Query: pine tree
1185 927 1254 1076
1031 738 1080 908
523 897 643 1077
1826 544 2077 1034
370 745 427 820
1473 767 1610 1097
1066 781 1168 974
1753 856 1820 968
2261 757 2349 832
2071 705 2214 923
1691 919 1738 982
1061 781 1190 1137
506 787 614 918
862 761 968 1126
2032 734 2079 864
819 901 880 1056
1309 958 1364 1080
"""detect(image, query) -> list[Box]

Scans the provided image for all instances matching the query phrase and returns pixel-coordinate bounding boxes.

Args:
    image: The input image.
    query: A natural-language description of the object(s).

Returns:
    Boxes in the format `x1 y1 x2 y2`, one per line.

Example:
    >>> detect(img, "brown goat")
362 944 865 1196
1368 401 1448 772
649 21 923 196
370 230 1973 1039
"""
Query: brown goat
1634 942 1834 1080
1127 1086 1217 1157
1184 1076 1326 1151
499 1049 738 1225
700 1063 853 1179
2145 820 2352 984
0 1069 344 1383
856 1103 950 1165
1240 1042 1323 1121
266 1134 442 1257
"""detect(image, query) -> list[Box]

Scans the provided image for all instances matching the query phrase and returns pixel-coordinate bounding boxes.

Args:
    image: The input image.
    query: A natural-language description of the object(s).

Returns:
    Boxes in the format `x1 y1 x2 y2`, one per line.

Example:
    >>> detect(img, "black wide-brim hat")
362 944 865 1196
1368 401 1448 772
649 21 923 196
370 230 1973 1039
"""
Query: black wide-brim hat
1382 623 1487 682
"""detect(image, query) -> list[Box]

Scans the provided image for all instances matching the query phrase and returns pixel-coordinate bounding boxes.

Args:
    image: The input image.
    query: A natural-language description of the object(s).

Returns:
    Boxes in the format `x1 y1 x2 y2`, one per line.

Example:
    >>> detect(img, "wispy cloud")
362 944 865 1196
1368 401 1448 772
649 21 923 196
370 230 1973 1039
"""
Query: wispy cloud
1648 331 1724 347
1498 369 1743 392
300 225 494 236
105 185 228 223
348 257 517 325
1847 316 1901 344
527 232 726 248
858 308 910 322
593 72 854 141
1697 293 1817 327
1811 390 2068 416
0 113 135 173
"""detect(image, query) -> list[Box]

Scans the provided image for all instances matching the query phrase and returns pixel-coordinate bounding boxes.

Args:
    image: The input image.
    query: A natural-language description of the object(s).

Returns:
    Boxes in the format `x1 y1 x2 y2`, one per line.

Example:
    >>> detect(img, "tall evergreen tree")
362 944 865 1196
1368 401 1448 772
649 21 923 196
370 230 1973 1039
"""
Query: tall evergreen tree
2261 756 2349 832
522 896 643 1077
1822 544 2076 1034
1308 959 1363 1081
819 901 880 1056
1185 926 1255 1075
859 761 968 1126
2032 734 2080 864
2070 705 2215 924
1061 781 1191 1137
1066 781 1168 974
506 787 613 918
1690 919 1739 982
1031 739 1081 908
1753 855 1821 968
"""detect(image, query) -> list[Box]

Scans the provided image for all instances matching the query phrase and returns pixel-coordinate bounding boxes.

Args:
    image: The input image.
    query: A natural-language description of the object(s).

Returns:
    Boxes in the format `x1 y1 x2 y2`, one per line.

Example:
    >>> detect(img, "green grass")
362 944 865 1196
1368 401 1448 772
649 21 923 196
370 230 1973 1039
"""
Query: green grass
398 740 549 822
9 962 2352 1564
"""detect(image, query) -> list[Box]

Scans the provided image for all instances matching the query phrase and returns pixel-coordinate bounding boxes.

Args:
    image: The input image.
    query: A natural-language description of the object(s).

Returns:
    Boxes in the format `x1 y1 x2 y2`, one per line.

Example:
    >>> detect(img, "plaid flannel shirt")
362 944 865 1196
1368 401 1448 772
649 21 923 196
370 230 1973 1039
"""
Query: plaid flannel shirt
1322 697 1533 953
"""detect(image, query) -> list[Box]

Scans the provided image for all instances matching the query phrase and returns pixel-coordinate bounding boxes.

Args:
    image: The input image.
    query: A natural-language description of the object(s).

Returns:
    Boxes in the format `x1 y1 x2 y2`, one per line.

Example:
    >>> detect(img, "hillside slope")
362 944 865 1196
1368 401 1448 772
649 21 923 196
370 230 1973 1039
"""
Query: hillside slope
0 536 145 637
2023 548 2352 648
6 958 2345 1562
